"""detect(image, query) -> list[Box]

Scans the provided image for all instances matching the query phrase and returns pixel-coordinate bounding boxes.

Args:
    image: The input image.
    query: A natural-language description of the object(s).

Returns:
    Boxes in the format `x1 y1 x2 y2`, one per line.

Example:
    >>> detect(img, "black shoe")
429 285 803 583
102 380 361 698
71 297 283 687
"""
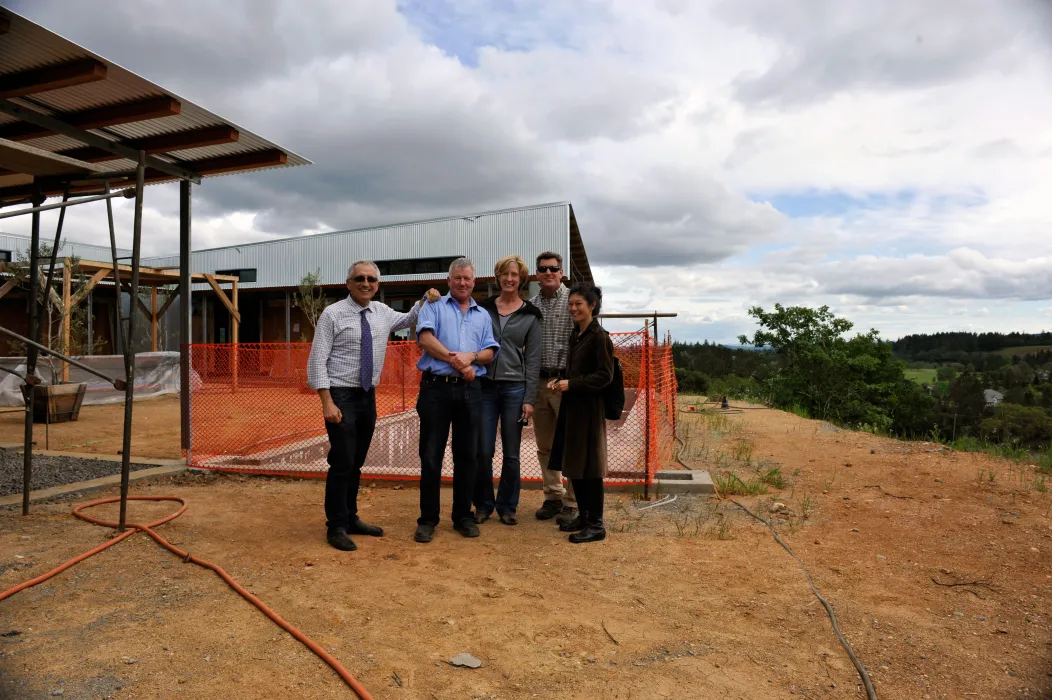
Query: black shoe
558 514 586 532
327 528 357 551
569 521 606 544
414 523 436 543
473 510 492 524
498 513 518 526
535 500 562 520
348 518 383 537
555 506 578 527
454 519 480 538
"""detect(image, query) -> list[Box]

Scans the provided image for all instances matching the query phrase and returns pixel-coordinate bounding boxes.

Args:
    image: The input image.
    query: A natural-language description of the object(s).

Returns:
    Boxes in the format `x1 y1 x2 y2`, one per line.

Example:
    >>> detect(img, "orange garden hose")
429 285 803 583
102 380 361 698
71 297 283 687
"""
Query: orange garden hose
0 496 374 700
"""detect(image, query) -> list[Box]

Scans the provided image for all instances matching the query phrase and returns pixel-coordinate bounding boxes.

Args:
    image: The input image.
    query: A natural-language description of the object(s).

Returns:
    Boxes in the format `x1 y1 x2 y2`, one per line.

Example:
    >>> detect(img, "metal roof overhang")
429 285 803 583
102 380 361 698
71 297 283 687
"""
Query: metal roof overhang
0 7 310 204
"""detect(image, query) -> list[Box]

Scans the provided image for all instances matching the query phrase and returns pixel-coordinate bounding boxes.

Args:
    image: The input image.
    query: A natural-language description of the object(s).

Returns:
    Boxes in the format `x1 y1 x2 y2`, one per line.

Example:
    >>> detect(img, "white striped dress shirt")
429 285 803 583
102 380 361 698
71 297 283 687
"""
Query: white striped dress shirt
307 297 423 391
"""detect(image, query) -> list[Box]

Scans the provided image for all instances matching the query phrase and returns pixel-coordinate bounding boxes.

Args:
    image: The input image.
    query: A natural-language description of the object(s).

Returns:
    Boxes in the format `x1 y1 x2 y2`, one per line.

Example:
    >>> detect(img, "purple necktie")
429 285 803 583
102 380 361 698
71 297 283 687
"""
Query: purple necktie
360 308 373 391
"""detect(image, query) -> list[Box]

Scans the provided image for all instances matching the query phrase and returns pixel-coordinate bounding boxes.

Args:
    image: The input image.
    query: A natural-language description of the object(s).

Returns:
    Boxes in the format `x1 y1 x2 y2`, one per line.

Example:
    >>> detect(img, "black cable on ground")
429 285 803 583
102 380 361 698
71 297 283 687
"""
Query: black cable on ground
730 499 878 700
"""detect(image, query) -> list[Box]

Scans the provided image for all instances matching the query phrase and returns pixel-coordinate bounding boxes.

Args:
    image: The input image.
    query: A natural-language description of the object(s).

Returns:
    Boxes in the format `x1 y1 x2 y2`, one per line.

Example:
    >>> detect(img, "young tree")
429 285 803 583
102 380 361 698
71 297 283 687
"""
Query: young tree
293 269 330 341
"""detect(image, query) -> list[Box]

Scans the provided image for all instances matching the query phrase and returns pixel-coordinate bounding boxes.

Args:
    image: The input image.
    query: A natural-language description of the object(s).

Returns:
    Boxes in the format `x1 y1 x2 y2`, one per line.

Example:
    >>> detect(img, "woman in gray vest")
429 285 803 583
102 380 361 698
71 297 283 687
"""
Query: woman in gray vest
472 255 542 525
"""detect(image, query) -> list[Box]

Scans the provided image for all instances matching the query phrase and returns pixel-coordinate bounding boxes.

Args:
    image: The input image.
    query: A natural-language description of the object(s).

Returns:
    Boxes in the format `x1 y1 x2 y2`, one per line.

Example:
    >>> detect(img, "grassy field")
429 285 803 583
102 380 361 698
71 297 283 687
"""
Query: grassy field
903 368 937 384
994 344 1052 357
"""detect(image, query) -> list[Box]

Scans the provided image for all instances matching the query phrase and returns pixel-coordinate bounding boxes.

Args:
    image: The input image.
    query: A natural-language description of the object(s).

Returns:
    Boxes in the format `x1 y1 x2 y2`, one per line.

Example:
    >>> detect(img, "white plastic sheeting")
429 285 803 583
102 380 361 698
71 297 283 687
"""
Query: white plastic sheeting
0 352 192 406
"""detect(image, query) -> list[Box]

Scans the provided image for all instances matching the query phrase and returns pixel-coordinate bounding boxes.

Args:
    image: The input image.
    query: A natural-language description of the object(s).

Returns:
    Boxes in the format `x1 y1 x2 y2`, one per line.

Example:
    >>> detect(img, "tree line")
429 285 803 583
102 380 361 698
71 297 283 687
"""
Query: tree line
674 306 1052 450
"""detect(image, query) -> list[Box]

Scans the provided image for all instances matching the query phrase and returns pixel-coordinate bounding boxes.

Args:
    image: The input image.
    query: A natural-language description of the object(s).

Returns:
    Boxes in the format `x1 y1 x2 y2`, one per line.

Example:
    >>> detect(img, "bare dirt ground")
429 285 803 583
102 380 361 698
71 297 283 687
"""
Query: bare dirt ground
2 399 1052 699
0 395 182 459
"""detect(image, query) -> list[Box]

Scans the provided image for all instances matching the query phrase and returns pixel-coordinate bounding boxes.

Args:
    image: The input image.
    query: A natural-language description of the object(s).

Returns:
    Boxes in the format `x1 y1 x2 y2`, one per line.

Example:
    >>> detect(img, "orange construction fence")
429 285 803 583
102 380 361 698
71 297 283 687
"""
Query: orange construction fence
186 326 677 486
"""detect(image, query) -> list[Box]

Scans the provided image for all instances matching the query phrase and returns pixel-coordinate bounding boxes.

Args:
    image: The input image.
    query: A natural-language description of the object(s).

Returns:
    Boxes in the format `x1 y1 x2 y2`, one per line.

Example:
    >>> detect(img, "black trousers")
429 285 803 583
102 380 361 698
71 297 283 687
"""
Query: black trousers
417 377 482 526
571 477 605 521
323 387 377 533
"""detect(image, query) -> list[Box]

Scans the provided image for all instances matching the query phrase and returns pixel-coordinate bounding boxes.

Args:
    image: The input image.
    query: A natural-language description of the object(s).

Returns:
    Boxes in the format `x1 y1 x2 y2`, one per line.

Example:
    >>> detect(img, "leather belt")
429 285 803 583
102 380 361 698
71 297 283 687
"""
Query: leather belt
422 371 470 385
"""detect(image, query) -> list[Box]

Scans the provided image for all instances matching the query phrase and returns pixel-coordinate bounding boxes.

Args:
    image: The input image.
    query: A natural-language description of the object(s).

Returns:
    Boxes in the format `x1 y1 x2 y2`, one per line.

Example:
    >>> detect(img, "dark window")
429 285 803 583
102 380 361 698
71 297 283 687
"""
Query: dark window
375 256 463 277
0 250 10 263
216 268 257 283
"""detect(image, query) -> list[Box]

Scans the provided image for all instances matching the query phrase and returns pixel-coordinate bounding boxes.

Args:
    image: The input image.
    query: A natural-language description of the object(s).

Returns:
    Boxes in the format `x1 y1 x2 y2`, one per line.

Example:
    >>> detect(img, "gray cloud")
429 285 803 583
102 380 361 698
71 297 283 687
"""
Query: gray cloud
580 167 785 266
719 0 1052 107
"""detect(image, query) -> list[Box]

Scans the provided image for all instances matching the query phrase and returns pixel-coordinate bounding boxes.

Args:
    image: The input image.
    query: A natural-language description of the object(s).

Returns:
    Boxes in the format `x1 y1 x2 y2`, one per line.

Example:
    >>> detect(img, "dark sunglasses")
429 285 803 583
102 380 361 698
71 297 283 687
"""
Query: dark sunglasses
351 275 379 283
537 265 562 273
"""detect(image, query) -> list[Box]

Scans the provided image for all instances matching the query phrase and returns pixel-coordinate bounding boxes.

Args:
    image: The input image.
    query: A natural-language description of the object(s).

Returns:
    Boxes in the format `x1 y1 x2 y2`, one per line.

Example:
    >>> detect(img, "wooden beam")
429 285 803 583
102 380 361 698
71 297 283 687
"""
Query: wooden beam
0 16 9 35
0 96 181 142
0 277 17 300
58 125 240 163
190 149 287 176
155 288 178 319
202 273 241 324
0 59 108 100
69 268 110 307
231 278 239 391
151 286 158 352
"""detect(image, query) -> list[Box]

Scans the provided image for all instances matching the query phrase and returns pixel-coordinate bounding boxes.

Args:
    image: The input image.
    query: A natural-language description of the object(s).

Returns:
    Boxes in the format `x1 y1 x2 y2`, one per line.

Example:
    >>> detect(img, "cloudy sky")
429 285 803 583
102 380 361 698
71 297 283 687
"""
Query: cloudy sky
6 0 1052 342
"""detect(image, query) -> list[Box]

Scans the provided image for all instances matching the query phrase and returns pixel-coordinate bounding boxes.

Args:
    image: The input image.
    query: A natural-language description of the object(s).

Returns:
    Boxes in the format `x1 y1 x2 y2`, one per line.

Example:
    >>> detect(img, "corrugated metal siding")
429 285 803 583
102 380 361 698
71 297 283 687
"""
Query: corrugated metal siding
142 203 574 290
0 232 129 262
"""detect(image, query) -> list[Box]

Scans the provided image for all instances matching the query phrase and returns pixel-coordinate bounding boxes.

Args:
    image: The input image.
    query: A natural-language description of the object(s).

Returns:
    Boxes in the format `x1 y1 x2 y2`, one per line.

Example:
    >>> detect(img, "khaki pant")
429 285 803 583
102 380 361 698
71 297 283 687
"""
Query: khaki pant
533 383 576 508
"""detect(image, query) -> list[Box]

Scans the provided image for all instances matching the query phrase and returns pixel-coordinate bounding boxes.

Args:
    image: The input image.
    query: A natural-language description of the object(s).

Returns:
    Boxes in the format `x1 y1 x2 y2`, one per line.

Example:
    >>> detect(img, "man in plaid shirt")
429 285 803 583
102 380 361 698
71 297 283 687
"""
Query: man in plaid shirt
529 251 578 524
308 260 439 552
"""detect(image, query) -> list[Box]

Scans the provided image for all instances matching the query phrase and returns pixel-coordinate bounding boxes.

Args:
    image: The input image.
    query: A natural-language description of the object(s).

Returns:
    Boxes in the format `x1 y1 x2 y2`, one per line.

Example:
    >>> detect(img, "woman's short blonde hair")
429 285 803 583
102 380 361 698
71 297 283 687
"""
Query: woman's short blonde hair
494 254 528 281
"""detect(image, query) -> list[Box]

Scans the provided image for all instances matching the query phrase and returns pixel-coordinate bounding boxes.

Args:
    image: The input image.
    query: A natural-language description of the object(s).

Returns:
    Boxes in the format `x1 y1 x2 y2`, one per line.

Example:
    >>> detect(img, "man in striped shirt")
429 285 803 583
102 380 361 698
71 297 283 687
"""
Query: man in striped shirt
529 251 578 524
307 260 439 552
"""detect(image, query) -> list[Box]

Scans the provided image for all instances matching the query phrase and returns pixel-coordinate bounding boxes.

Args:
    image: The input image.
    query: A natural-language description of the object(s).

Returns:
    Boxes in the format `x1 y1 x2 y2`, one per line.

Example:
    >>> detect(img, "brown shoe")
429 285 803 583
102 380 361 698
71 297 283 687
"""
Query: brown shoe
498 513 518 526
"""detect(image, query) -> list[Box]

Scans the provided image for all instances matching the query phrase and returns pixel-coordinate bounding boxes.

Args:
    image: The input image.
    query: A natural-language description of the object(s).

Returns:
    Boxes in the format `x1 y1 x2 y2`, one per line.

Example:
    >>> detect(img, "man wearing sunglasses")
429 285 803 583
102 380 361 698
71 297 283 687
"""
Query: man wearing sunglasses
308 260 440 552
529 251 578 525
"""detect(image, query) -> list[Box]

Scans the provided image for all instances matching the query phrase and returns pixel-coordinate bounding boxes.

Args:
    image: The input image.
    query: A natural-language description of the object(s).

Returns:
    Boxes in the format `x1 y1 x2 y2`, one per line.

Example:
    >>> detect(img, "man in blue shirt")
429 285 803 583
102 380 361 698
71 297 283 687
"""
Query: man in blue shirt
414 257 500 543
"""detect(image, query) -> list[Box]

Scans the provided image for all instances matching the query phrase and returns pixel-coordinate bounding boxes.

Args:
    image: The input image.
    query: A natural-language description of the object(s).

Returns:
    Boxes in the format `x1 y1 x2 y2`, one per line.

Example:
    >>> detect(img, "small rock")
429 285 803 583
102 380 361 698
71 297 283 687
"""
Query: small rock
876 554 886 560
204 655 211 662
123 657 137 664
769 502 787 513
978 616 985 621
850 528 860 533
953 611 964 617
870 449 876 454
1030 547 1039 553
449 653 483 669
50 691 63 697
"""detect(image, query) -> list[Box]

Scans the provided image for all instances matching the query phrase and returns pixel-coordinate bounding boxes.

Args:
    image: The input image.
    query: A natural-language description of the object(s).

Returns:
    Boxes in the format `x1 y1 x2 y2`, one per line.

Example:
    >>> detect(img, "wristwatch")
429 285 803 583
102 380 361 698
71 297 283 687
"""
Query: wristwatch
473 351 479 363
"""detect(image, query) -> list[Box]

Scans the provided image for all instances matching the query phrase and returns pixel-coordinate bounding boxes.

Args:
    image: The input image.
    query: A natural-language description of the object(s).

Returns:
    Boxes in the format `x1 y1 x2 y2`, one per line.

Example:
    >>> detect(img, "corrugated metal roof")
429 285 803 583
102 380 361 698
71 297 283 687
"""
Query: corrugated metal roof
0 7 309 196
0 230 130 261
139 202 593 289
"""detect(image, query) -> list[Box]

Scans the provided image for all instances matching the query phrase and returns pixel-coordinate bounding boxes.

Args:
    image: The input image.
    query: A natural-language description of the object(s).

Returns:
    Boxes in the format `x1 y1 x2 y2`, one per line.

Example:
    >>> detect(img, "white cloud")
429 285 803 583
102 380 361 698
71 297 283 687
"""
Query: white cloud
5 0 1052 340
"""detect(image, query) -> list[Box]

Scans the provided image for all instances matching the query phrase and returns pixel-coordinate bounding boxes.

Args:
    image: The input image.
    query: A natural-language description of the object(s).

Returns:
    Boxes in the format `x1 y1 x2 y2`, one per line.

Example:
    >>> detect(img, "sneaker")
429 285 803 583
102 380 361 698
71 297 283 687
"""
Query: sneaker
348 518 383 537
326 528 357 551
535 500 562 520
569 521 606 544
454 519 481 538
414 523 436 543
558 514 586 532
555 506 578 526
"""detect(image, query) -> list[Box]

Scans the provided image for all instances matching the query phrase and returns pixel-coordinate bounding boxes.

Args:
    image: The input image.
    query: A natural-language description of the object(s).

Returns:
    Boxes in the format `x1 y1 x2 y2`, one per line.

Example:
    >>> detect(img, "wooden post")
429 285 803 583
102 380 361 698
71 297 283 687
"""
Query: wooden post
231 278 239 391
151 285 158 352
61 258 71 382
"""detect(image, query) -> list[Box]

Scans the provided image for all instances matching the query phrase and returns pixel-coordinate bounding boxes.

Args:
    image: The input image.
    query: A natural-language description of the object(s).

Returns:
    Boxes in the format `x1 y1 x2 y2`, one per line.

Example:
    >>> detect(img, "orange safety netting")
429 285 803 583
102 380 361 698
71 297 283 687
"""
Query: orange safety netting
186 327 677 486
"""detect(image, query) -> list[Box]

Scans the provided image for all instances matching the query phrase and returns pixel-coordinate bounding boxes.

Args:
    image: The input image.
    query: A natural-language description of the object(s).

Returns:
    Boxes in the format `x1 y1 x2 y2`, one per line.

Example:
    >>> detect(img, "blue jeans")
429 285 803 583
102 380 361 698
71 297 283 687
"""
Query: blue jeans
473 380 526 516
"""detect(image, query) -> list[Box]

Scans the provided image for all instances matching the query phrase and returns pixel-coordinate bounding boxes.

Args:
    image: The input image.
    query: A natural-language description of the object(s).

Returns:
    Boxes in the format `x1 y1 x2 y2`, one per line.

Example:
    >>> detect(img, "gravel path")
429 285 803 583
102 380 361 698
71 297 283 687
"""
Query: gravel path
0 448 160 497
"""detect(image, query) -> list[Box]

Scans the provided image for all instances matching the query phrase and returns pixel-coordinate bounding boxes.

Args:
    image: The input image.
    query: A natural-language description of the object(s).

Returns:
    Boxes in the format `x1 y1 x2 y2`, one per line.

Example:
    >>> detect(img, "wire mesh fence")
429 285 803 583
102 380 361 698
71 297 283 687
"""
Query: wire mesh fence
186 325 677 486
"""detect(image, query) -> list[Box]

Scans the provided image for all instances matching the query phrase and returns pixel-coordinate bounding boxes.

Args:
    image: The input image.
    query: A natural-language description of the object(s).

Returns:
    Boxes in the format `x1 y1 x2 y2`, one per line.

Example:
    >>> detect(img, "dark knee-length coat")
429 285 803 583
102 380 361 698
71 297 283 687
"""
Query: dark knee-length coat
549 319 615 479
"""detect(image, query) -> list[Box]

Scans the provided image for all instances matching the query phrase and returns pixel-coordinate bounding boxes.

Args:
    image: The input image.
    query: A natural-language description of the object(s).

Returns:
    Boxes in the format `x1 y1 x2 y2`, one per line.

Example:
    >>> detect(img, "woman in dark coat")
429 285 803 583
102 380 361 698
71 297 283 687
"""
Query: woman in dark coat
547 283 614 543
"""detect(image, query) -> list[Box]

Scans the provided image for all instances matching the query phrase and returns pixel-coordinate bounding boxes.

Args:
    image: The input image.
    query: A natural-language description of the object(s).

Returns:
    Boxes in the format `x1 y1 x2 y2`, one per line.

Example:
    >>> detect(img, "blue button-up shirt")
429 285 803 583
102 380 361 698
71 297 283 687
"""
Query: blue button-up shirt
416 294 500 377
